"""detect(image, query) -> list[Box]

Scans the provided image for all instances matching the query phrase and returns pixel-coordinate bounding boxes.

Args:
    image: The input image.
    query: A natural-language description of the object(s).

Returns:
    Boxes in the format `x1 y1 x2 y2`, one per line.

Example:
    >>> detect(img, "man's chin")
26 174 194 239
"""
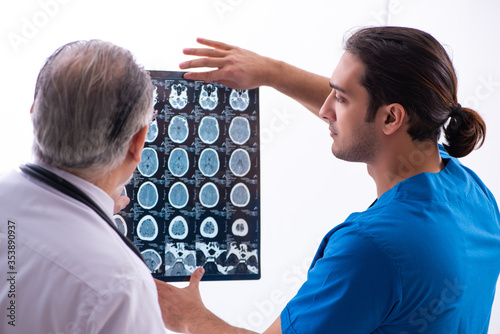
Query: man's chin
331 146 365 164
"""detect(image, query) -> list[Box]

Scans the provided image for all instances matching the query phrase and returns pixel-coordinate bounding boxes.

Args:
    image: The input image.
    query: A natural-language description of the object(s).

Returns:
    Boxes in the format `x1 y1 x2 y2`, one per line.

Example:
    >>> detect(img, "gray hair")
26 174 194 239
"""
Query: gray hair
31 39 153 179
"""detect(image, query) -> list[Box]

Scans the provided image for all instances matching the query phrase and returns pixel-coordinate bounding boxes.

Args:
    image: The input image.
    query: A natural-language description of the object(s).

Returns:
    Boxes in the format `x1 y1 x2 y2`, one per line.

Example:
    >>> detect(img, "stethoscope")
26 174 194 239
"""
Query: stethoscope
20 163 146 264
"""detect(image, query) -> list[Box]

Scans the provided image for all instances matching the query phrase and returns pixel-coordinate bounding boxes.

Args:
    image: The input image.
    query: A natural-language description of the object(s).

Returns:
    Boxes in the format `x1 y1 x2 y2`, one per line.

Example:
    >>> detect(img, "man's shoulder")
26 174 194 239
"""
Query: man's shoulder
0 167 153 294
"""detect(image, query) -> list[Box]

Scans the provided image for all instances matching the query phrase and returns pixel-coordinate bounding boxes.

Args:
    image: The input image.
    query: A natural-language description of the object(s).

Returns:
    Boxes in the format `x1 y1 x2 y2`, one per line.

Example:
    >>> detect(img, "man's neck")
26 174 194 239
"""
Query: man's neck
368 141 444 198
65 164 131 199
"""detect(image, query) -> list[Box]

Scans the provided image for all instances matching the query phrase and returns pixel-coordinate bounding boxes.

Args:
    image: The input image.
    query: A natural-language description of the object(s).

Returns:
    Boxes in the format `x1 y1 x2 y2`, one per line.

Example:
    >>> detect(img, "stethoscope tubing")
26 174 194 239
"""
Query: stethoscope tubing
20 163 146 264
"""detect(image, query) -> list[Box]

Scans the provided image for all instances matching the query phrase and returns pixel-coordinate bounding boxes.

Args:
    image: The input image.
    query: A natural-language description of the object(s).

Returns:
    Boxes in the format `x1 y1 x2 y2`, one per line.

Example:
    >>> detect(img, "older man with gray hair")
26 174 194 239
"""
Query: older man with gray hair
0 40 167 333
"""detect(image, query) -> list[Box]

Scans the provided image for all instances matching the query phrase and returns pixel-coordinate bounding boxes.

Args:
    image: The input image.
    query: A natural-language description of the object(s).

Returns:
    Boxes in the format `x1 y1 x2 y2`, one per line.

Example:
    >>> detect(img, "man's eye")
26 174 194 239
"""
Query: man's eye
334 95 343 103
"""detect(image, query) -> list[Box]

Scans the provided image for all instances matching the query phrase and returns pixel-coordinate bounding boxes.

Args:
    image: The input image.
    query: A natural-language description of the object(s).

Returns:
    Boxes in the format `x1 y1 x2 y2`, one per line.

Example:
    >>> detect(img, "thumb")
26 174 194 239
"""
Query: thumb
188 267 205 291
113 195 130 214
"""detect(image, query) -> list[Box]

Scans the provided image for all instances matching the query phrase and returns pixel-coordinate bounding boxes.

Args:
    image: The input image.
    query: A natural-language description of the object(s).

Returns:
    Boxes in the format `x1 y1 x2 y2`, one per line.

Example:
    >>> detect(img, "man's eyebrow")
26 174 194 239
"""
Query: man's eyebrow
329 82 346 94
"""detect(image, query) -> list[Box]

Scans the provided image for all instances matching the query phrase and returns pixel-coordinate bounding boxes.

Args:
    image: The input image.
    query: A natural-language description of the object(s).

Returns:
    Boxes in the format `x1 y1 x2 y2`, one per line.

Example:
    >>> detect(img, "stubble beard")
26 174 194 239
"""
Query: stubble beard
331 122 378 164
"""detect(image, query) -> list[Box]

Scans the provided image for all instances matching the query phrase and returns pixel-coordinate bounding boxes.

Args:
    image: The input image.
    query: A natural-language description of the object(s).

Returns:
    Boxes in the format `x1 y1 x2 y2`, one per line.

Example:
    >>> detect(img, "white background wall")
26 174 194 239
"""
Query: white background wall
1 0 499 332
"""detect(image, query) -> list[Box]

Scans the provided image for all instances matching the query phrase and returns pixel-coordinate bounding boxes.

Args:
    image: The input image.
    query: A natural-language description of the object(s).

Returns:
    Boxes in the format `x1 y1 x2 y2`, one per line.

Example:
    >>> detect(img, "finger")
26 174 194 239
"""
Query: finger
183 71 240 89
217 79 240 89
182 47 227 58
179 57 228 70
113 195 130 214
183 69 222 83
195 37 234 51
184 71 240 89
120 195 130 206
188 267 205 291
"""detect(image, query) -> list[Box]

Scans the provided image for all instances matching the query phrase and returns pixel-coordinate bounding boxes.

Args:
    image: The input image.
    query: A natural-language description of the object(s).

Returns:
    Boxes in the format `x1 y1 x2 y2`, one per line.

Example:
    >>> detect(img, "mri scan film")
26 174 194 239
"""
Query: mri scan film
117 71 260 282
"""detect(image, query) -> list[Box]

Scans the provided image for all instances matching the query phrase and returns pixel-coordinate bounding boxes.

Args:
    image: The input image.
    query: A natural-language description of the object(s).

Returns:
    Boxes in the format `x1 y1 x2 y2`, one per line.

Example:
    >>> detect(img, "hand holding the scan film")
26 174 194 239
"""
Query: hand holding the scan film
155 268 260 334
155 268 210 333
111 186 130 214
180 38 275 90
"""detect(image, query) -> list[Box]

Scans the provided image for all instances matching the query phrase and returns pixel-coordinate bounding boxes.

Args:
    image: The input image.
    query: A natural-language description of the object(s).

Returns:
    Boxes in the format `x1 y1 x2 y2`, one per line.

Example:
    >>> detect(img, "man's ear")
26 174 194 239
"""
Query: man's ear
378 103 406 136
129 125 149 163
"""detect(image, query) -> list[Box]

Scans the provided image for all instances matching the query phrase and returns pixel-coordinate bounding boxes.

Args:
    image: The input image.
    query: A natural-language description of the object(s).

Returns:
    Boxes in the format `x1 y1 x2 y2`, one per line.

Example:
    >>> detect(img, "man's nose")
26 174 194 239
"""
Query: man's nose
319 92 336 122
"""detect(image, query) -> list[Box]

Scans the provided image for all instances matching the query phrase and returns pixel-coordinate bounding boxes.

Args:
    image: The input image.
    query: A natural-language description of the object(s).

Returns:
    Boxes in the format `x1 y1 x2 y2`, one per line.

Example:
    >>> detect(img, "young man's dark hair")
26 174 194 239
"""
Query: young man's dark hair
345 26 485 157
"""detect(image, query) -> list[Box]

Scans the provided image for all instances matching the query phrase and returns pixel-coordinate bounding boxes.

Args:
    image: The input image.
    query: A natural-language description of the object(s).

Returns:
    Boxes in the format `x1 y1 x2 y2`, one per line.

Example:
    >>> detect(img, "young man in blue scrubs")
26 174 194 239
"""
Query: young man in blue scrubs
155 27 500 333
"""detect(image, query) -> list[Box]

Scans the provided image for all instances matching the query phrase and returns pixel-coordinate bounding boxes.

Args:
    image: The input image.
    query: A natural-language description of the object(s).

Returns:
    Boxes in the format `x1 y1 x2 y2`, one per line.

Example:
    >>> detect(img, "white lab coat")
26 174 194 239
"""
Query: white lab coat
0 165 167 334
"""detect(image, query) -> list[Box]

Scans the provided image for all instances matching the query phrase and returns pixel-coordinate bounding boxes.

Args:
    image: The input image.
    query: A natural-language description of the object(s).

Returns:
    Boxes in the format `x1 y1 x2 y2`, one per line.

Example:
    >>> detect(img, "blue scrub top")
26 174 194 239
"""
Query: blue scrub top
282 147 500 333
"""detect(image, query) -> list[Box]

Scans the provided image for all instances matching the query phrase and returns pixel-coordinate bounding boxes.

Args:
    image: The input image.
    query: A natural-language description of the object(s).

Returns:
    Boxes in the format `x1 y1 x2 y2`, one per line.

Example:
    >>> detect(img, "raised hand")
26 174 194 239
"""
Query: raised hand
155 267 262 334
180 38 330 118
180 38 275 90
111 186 130 214
155 267 207 333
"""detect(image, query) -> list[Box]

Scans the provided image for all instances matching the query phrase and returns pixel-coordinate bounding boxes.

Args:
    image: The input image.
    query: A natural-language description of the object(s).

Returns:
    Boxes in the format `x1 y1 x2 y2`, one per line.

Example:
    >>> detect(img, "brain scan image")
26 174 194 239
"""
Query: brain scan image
196 241 227 275
168 148 189 177
226 242 258 275
200 217 218 238
137 181 159 209
230 183 250 207
198 148 220 177
137 215 159 241
127 72 261 281
146 119 159 143
229 116 251 145
142 249 163 273
113 215 127 236
199 84 218 110
198 116 219 144
229 89 250 111
168 215 188 240
199 182 219 208
165 243 196 276
168 182 189 209
137 147 159 177
232 218 249 237
229 149 251 177
169 83 188 110
168 115 189 143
